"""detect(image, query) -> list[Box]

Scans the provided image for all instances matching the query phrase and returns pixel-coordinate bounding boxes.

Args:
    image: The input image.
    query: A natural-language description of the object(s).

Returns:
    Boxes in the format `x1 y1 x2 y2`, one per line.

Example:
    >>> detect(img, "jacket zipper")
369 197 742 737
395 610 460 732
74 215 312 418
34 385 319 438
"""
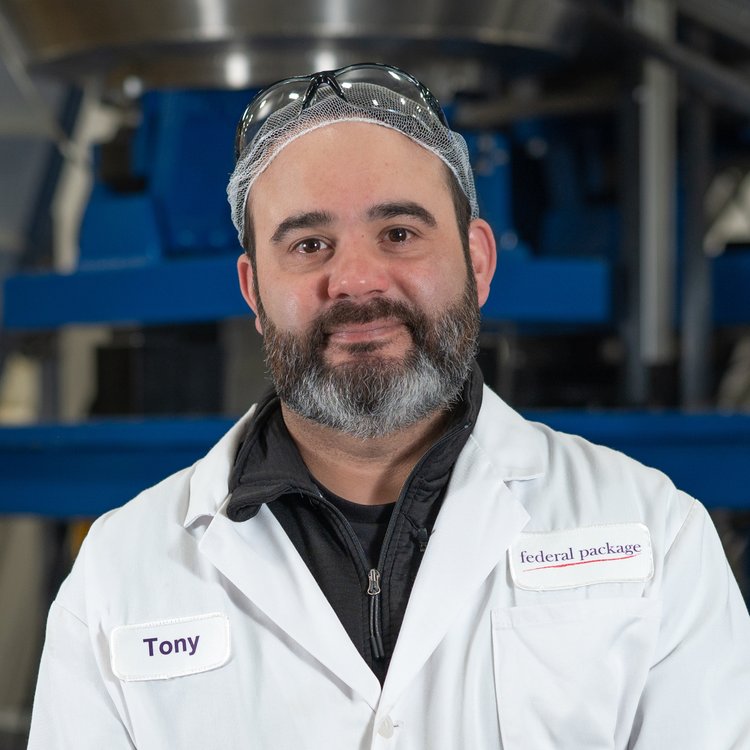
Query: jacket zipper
309 418 469 667
367 569 385 660
311 491 386 663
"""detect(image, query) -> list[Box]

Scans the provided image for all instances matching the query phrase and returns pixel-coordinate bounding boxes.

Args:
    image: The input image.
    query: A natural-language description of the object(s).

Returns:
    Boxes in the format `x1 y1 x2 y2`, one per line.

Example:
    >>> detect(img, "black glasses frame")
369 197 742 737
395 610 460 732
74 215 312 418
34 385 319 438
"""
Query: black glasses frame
233 62 449 162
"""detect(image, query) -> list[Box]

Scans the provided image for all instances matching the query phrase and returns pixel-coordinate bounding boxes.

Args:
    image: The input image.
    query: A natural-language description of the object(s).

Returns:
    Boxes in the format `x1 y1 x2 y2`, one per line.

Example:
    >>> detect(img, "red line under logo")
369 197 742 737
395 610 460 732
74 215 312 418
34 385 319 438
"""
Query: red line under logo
525 552 641 572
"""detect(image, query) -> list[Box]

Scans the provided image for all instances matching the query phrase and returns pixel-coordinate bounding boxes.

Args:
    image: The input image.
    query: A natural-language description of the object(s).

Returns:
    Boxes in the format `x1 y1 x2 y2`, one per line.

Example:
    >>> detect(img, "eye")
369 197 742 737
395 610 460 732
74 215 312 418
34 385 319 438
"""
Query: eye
385 227 412 243
292 237 330 254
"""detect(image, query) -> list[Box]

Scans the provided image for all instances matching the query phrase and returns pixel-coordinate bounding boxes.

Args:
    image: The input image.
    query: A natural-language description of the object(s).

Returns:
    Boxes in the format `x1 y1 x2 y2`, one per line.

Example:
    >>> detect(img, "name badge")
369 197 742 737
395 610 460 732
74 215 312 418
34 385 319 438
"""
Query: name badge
509 523 653 591
110 612 230 681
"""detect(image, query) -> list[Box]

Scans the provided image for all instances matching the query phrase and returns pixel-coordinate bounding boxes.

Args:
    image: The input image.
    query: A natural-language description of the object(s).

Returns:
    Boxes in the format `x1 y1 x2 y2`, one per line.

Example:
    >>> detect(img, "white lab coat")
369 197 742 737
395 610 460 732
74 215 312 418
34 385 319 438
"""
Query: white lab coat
29 386 750 749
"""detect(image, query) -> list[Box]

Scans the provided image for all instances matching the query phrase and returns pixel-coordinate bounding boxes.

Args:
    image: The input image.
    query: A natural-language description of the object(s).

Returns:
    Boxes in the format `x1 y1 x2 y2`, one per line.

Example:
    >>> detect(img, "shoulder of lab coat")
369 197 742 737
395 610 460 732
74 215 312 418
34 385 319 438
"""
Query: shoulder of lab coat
56 401 260 614
473 384 691 530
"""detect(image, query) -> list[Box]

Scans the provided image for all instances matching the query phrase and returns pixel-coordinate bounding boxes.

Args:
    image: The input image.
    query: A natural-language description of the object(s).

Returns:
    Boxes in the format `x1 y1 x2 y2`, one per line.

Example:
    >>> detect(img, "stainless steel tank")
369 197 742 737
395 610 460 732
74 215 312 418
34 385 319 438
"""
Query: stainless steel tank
0 0 583 94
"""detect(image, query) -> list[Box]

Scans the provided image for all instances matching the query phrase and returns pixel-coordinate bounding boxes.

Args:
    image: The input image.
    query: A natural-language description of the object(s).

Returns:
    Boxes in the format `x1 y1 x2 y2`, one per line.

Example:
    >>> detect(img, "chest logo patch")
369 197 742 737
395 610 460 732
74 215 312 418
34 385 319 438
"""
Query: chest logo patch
509 523 654 590
110 612 230 681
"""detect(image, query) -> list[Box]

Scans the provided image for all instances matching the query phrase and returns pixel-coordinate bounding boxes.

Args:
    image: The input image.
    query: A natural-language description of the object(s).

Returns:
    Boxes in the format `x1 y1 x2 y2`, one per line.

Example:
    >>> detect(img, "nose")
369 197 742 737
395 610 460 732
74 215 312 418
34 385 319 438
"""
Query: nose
326 244 391 300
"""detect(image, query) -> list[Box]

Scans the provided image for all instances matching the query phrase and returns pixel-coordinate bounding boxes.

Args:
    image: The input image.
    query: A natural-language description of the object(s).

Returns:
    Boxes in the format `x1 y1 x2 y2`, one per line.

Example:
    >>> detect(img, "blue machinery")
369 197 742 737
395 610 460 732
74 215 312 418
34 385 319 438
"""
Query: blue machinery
3 91 613 329
3 89 750 515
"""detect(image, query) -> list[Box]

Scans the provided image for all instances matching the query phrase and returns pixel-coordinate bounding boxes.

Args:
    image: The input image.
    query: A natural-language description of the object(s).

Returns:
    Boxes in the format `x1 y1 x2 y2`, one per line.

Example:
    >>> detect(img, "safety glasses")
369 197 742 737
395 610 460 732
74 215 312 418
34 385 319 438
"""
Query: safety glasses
233 62 449 162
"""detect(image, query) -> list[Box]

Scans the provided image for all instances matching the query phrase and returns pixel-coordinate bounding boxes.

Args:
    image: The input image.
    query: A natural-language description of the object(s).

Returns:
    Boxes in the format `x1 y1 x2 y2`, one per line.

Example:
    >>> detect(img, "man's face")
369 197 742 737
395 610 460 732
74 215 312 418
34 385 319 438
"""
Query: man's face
238 121 495 437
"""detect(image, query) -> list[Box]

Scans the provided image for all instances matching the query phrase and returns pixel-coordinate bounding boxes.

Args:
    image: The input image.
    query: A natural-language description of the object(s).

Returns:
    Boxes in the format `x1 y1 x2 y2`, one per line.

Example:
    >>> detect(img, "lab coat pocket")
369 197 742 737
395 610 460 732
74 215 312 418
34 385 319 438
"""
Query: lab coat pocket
491 597 660 750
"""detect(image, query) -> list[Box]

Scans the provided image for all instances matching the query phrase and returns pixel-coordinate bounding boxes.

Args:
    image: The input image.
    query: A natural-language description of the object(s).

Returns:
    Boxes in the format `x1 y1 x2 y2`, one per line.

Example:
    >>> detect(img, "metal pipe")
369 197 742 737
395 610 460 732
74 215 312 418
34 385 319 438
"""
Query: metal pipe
634 0 677 374
676 0 750 51
617 65 648 405
454 80 618 129
680 25 713 408
573 0 750 117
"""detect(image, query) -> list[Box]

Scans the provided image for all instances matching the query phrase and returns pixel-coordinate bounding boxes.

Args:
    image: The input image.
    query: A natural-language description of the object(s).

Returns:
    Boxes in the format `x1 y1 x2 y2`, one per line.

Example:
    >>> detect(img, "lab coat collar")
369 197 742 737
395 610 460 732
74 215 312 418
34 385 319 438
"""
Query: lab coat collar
472 385 548 480
183 405 257 528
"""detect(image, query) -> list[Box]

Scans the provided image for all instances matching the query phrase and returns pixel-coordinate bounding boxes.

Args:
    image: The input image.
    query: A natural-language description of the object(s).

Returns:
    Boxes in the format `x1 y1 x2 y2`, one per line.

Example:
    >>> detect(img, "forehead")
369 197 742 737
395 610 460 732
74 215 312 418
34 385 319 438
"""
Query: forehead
249 121 451 215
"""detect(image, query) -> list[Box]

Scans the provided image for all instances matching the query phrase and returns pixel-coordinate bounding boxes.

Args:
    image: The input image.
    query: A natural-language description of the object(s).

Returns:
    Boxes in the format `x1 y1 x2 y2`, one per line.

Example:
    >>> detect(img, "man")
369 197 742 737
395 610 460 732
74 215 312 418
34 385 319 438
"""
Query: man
30 64 750 748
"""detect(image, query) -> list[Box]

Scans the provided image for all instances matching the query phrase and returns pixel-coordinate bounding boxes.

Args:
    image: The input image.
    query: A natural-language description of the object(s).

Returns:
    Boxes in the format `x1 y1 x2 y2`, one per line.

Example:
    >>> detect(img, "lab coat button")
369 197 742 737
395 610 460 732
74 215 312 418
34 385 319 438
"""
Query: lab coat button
377 716 395 738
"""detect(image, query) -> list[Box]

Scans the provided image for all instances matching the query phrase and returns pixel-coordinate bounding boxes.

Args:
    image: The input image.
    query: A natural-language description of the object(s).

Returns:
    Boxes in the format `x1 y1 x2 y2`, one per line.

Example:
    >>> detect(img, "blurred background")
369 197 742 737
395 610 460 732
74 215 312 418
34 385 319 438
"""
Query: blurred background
1 0 750 745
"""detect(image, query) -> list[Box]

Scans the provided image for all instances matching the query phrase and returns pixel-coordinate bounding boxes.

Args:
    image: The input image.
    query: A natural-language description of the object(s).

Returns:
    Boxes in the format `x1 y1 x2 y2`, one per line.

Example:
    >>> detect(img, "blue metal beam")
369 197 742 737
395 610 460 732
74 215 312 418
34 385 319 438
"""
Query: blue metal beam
1 411 749 517
0 419 232 517
713 251 750 325
9 246 750 330
526 410 750 511
2 256 612 330
3 257 247 329
482 257 611 324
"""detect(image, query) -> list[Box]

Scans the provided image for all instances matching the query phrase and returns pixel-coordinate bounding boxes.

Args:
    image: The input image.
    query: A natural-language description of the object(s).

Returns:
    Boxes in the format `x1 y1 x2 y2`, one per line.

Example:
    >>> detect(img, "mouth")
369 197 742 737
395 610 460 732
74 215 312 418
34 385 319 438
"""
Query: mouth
325 318 407 346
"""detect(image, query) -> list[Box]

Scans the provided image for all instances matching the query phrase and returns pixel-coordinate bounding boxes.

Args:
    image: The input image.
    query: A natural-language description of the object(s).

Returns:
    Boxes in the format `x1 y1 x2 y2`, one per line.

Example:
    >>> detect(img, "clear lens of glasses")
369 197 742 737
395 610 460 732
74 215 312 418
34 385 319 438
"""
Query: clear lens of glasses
233 64 449 162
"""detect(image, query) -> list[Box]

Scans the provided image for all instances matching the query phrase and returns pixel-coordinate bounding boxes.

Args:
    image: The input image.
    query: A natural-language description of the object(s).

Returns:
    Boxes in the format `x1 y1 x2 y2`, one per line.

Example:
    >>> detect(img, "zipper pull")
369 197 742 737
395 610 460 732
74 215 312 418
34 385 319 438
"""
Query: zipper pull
415 527 429 553
367 568 385 660
367 568 381 596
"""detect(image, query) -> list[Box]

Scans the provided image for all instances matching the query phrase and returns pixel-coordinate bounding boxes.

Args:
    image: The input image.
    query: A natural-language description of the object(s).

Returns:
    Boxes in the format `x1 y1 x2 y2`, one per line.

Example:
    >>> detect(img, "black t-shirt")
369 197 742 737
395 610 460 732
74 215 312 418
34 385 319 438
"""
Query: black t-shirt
319 487 396 571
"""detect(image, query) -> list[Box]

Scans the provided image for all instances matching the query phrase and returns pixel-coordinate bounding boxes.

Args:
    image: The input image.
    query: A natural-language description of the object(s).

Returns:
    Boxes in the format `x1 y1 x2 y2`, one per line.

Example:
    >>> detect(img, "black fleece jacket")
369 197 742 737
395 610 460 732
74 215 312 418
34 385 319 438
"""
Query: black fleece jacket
227 364 484 684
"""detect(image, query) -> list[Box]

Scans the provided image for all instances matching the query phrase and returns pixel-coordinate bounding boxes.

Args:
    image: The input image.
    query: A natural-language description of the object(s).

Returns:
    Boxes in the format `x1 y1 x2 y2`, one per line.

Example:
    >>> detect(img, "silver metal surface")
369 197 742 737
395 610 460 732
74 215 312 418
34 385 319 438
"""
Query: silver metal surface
454 77 618 128
677 0 750 49
634 0 677 368
0 0 583 92
585 0 750 117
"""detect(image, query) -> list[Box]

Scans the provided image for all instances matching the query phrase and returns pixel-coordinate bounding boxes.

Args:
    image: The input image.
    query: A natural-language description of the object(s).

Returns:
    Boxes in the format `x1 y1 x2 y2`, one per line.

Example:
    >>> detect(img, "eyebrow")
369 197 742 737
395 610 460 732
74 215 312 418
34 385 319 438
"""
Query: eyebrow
269 201 437 244
366 201 437 228
270 210 334 244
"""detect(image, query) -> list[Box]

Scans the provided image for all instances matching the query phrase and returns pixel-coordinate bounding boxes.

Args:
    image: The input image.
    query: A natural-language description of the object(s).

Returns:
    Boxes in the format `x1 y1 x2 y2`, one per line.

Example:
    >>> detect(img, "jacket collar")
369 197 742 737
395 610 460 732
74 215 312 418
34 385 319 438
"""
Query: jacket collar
183 375 547 528
225 363 485 523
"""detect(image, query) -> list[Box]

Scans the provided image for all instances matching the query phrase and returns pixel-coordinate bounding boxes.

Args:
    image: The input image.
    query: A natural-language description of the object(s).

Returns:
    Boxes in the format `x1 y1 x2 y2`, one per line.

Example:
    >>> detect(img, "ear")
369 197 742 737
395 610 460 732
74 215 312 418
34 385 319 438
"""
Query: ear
467 218 497 307
237 254 264 334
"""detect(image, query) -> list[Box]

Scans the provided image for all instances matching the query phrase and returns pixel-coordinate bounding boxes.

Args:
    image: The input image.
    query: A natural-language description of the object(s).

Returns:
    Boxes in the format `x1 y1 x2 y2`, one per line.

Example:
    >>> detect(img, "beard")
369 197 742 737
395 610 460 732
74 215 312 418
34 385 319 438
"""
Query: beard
256 275 480 440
